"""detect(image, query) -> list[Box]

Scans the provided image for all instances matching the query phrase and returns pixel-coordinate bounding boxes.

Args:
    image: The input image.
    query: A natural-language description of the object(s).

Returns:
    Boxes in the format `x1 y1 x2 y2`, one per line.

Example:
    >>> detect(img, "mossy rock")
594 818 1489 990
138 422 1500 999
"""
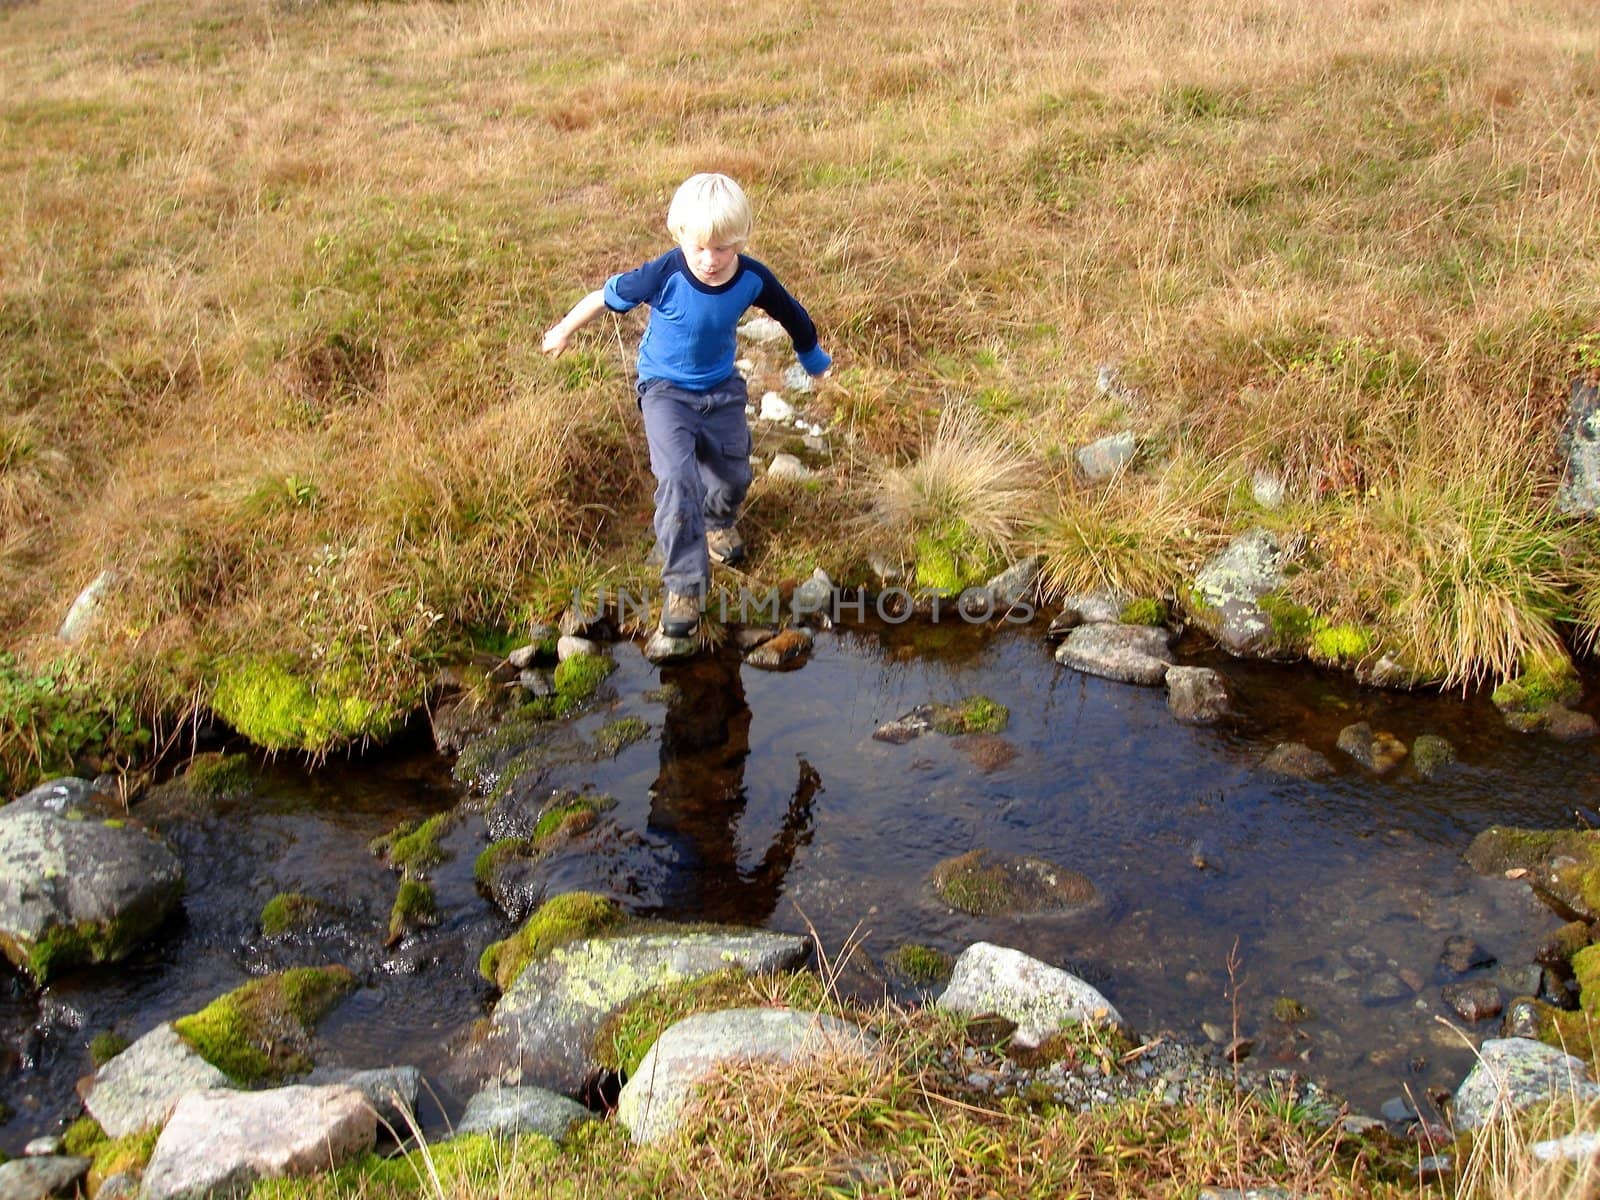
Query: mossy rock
479 891 623 991
929 694 1010 736
171 965 356 1084
88 1030 130 1067
1117 598 1169 627
1465 826 1600 922
888 943 954 985
931 849 1096 916
593 717 648 758
62 1115 106 1157
259 892 331 937
211 655 409 754
551 653 616 715
474 837 531 887
87 1127 160 1194
1257 591 1314 653
1492 664 1582 715
387 879 438 946
178 752 254 799
532 791 615 843
1272 996 1312 1023
1308 621 1373 667
369 812 452 875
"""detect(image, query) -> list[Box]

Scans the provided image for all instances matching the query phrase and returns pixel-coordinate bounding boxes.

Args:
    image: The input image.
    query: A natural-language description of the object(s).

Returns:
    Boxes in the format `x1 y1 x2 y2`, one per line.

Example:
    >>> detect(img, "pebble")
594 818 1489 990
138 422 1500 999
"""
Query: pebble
783 363 815 393
767 453 812 482
556 635 600 662
759 392 795 422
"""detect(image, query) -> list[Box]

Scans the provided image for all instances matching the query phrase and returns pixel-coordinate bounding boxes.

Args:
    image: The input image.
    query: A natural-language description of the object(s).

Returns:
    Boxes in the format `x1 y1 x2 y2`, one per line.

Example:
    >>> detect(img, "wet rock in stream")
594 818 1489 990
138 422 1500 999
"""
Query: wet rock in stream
931 850 1097 917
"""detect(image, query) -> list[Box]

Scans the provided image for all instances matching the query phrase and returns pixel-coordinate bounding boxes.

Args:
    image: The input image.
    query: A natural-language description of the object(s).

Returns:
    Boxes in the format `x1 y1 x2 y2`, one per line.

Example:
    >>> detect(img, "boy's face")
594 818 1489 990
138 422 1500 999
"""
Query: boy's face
679 233 742 287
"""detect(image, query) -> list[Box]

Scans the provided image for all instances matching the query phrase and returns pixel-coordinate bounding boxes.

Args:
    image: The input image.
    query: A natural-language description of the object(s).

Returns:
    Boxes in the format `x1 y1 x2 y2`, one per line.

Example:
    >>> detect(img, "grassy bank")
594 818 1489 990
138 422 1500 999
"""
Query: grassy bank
2 0 1598 778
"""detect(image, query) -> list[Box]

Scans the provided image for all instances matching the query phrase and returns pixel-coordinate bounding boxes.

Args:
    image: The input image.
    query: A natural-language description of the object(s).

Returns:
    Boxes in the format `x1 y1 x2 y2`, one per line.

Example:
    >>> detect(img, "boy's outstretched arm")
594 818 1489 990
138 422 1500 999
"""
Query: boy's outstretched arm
541 289 608 357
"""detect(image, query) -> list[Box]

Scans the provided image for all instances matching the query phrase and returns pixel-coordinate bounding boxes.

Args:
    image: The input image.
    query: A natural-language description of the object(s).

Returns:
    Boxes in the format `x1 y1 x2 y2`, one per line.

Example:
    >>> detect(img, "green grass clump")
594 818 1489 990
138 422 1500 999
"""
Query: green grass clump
211 657 408 755
62 1115 106 1156
478 891 621 992
369 812 451 875
172 965 356 1084
253 1132 560 1200
387 879 438 945
87 1127 159 1193
259 892 327 937
889 943 954 985
0 653 148 797
1117 598 1168 626
551 653 616 715
179 751 253 798
593 716 648 758
88 1030 130 1067
595 969 827 1077
1257 592 1315 651
931 694 1010 735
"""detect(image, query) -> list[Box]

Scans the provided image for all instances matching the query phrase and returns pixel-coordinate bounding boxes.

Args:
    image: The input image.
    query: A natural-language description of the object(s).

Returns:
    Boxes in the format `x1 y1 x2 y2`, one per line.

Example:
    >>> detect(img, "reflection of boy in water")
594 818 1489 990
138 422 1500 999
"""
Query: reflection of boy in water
648 649 819 925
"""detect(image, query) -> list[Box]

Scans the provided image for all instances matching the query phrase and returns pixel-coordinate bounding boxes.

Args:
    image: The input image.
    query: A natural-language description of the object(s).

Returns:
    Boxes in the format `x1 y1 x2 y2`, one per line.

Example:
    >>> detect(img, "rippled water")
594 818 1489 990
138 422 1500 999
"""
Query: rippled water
2 616 1592 1151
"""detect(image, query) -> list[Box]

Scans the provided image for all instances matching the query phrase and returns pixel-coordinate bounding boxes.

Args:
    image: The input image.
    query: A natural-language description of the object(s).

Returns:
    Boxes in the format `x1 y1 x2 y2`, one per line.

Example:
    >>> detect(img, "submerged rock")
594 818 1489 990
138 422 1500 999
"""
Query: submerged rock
938 942 1124 1043
0 778 184 982
1260 743 1335 781
141 1085 375 1200
1452 1037 1600 1130
1165 667 1231 724
1442 980 1503 1023
488 930 809 1096
1411 735 1457 779
617 1008 871 1144
1465 827 1600 922
872 706 935 744
1335 723 1407 774
931 849 1095 917
1053 623 1175 686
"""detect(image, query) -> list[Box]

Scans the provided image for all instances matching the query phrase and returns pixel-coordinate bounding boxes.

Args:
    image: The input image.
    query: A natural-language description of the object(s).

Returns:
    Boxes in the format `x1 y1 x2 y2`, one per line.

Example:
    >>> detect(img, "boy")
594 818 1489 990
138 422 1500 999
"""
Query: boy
541 173 831 638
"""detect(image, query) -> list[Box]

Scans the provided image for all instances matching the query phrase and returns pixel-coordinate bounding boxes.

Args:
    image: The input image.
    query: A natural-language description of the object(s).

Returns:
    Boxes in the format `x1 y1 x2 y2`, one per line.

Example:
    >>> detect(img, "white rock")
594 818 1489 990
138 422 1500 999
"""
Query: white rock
82 1023 236 1137
555 635 600 662
141 1085 375 1200
759 392 795 422
58 569 115 644
783 363 815 393
938 942 1124 1045
1251 469 1286 509
617 1008 871 1144
767 453 812 482
1532 1130 1600 1162
456 1084 594 1142
737 316 786 344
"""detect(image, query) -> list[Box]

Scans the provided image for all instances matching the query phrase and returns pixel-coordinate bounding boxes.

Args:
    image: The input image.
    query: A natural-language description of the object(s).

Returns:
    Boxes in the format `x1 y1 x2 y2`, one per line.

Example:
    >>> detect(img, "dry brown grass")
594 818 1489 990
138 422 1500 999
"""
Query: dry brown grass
2 0 1598 751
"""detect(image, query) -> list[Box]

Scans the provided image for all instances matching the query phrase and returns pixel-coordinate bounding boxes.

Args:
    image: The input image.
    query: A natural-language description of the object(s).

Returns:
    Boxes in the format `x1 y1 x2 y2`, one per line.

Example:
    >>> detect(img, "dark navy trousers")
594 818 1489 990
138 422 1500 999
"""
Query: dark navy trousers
638 373 752 597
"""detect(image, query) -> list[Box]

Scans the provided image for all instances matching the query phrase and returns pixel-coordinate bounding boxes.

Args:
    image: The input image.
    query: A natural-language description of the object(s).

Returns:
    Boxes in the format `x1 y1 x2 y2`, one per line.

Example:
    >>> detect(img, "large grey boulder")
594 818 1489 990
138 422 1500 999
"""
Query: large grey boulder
1054 623 1175 686
616 1008 871 1144
937 942 1124 1045
0 1156 91 1200
1452 1037 1600 1130
1188 529 1295 659
456 1084 594 1142
489 930 809 1095
82 1022 235 1138
140 1085 375 1200
0 778 183 981
1557 379 1600 515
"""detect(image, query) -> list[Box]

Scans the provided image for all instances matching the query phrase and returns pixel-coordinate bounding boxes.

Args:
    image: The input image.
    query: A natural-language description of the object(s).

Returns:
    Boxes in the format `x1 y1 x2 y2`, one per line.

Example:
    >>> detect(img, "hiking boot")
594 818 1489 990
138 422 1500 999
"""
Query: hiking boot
660 590 702 638
707 525 745 566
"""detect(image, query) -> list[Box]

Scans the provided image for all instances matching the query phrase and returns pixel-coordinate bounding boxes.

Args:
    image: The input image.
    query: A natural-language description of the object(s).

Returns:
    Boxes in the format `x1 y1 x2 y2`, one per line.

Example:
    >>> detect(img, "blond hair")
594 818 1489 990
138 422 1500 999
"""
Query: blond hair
666 173 753 246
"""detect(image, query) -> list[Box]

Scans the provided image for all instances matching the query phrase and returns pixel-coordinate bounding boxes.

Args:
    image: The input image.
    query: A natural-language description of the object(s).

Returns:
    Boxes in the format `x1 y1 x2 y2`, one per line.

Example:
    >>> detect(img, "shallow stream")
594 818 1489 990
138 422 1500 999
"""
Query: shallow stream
2 616 1593 1152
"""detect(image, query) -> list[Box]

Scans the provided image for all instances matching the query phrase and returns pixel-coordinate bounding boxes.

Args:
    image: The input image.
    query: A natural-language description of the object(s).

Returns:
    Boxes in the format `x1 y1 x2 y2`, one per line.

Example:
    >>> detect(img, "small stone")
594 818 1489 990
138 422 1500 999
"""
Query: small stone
58 569 116 644
1380 1095 1416 1123
759 392 795 421
1363 972 1413 1003
744 627 813 670
22 1138 62 1157
1201 1022 1229 1045
873 707 934 744
1076 431 1136 481
556 635 600 662
1547 706 1599 741
1224 1036 1254 1063
1502 998 1543 1040
506 644 538 670
1411 734 1457 779
1166 667 1231 724
790 568 833 618
1251 470 1286 509
733 627 778 652
1260 742 1335 780
1439 935 1495 975
643 631 696 664
737 316 786 343
518 670 553 697
783 363 815 393
767 453 813 482
457 1085 594 1143
1442 980 1504 1023
1336 723 1408 774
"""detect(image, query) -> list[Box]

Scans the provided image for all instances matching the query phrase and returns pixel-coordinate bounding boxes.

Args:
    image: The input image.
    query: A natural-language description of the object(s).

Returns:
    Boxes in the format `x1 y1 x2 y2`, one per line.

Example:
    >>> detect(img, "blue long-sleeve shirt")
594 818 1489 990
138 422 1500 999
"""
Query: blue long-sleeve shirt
603 249 831 391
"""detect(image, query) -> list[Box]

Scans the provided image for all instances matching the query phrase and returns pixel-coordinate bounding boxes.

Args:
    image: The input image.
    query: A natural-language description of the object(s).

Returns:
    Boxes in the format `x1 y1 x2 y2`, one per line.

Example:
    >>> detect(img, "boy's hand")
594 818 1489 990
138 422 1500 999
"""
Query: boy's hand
541 326 569 357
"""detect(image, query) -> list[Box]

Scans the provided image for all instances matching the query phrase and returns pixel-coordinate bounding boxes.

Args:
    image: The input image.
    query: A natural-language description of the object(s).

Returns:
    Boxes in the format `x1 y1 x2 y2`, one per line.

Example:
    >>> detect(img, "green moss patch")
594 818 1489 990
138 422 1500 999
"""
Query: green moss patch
1308 622 1372 665
369 812 452 875
179 751 254 798
1257 592 1314 652
253 1132 559 1200
930 694 1010 736
19 909 165 984
1492 663 1582 715
89 1030 130 1066
62 1115 106 1156
211 656 407 754
931 849 1095 916
474 837 530 886
594 968 826 1077
552 653 616 715
387 880 438 946
88 1127 160 1193
593 716 648 758
1465 826 1600 921
172 965 356 1084
478 891 622 991
532 791 615 842
889 943 954 985
260 892 329 937
1272 996 1312 1023
1117 598 1168 627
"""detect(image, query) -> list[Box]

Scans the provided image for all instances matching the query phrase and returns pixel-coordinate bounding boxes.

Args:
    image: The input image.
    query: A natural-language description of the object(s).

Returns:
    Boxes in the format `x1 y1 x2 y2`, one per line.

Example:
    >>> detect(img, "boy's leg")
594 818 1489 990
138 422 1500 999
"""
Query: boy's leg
639 379 711 602
696 373 753 544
